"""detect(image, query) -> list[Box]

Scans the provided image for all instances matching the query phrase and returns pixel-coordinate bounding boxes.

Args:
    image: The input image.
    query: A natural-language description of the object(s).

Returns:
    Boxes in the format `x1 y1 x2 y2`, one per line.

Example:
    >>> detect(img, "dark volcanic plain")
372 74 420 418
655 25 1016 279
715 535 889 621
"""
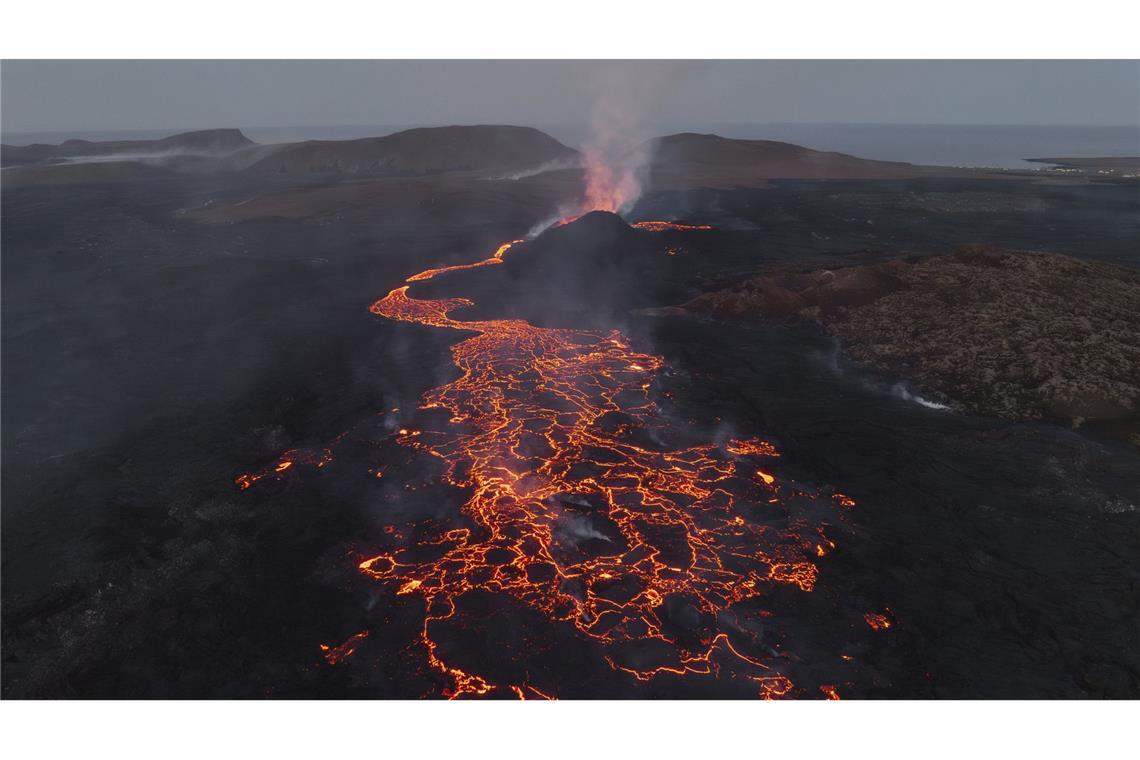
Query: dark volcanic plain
2 127 1139 698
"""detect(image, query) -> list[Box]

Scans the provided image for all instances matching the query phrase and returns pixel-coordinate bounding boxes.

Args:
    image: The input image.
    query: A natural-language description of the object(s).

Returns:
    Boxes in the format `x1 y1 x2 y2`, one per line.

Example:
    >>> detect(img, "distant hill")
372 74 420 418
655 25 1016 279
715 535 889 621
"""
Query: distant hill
649 132 967 186
244 125 577 176
187 128 987 225
2 129 255 168
2 126 986 192
2 160 173 187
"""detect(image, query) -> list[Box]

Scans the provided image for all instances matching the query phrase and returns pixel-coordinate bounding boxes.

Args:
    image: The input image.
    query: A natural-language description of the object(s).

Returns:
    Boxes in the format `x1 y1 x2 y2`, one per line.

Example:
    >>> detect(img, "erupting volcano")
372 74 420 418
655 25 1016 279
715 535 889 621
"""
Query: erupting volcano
233 111 866 700
8 58 1139 712
236 200 862 698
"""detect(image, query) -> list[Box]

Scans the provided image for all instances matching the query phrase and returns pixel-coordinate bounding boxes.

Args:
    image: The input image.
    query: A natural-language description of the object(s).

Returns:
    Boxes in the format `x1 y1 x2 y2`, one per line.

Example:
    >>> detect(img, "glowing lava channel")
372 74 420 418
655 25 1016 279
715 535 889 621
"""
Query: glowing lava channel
361 227 850 698
238 221 856 699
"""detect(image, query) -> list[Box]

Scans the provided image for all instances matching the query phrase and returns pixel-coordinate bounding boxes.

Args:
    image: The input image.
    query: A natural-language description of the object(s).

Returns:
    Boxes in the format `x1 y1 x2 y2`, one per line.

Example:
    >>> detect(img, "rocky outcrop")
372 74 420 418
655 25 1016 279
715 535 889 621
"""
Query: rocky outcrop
686 261 907 321
685 246 1140 425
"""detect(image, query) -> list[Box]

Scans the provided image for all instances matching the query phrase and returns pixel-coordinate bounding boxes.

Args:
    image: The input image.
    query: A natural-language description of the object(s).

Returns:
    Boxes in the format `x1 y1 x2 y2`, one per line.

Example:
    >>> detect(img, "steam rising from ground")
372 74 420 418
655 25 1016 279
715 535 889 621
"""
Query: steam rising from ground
554 512 614 547
818 339 951 411
48 149 208 165
484 156 582 181
890 383 950 410
579 63 696 215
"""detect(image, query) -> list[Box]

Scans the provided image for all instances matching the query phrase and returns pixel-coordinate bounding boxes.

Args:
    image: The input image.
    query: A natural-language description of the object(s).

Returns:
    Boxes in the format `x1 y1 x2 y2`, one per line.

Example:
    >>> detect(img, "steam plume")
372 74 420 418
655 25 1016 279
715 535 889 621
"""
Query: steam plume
578 62 695 216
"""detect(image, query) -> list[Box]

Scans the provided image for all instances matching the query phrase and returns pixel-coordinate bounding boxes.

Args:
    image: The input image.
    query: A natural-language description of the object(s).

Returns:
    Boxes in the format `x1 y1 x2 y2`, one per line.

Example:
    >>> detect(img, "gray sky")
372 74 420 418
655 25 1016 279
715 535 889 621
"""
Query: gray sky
2 60 1137 136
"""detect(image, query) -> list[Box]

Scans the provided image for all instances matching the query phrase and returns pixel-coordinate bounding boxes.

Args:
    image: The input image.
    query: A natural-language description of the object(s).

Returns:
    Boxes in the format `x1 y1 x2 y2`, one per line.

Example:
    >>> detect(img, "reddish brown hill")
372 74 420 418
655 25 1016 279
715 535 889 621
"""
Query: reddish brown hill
685 247 1140 426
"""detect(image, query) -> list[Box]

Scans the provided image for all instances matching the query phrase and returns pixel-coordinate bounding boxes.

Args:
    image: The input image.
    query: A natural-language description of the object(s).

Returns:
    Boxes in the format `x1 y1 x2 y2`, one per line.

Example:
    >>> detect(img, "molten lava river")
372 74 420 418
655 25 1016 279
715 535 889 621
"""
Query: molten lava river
237 218 867 699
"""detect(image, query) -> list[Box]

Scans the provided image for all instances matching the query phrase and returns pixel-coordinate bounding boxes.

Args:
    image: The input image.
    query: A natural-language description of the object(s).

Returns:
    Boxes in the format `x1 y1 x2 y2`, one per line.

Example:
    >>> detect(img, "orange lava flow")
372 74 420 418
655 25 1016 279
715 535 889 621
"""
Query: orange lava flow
405 239 524 283
346 227 851 699
234 444 336 491
864 612 893 631
631 221 714 232
320 630 370 665
235 219 857 698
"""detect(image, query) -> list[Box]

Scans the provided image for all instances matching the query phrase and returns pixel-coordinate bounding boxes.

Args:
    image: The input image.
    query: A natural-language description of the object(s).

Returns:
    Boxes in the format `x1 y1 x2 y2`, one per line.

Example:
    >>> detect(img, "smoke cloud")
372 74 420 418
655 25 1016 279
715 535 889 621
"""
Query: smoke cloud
579 62 698 216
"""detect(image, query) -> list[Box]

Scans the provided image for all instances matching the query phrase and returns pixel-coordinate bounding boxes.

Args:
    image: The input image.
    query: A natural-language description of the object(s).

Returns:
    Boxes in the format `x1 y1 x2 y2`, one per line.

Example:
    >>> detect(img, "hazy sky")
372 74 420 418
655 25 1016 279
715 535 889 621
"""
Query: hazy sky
2 60 1137 136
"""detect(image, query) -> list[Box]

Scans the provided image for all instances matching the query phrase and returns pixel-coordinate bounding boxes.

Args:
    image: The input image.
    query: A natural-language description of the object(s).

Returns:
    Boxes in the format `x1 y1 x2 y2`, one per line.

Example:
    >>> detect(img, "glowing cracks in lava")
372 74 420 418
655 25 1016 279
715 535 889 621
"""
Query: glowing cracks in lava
355 232 853 699
631 221 714 232
320 630 369 665
235 445 334 491
237 220 865 699
766 561 819 593
864 612 893 631
726 438 781 458
834 493 857 509
756 675 796 700
509 685 556 700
